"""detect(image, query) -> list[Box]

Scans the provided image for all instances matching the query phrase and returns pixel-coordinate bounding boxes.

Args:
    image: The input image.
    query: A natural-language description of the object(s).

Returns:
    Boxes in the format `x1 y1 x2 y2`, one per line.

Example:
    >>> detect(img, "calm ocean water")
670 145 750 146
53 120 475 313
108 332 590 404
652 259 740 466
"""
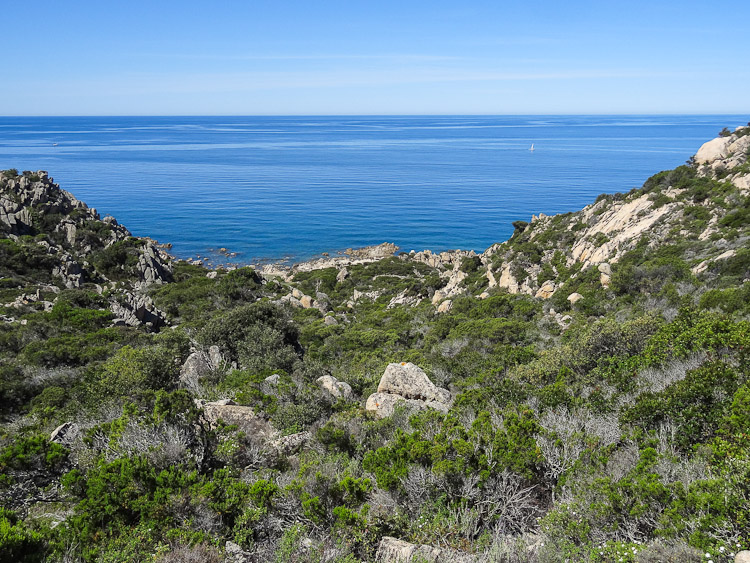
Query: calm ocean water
0 115 745 264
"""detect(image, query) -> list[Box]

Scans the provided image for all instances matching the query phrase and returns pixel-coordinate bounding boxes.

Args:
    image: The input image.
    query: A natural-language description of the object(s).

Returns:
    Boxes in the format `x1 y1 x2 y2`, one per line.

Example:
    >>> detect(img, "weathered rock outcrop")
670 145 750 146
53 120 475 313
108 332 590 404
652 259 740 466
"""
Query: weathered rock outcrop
345 242 398 259
196 399 274 439
179 345 226 386
695 129 750 192
375 537 477 563
316 375 353 401
366 363 452 418
271 431 311 456
136 243 173 287
477 124 750 299
110 292 168 330
50 422 79 445
535 280 556 299
1 170 174 327
224 540 252 563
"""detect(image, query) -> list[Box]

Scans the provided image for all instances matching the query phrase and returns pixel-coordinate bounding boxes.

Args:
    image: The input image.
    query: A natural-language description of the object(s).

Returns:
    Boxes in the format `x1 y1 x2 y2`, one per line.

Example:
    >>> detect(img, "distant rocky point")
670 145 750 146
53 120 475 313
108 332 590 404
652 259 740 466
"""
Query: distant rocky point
1 169 174 330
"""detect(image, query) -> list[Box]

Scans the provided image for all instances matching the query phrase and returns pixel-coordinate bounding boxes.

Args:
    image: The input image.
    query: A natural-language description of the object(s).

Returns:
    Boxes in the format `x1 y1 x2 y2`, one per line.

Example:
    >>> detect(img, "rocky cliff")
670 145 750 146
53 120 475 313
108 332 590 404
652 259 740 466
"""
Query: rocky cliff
1 169 173 329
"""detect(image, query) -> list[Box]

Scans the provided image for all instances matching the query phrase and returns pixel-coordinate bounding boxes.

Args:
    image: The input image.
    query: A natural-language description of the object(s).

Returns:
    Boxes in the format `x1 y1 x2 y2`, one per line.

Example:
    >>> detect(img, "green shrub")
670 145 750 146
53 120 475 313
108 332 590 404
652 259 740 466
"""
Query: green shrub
89 344 179 398
22 328 128 367
47 300 113 331
622 361 742 449
89 238 144 281
0 362 37 413
199 301 300 367
0 508 45 563
460 255 482 273
0 238 59 283
0 435 68 473
216 267 262 302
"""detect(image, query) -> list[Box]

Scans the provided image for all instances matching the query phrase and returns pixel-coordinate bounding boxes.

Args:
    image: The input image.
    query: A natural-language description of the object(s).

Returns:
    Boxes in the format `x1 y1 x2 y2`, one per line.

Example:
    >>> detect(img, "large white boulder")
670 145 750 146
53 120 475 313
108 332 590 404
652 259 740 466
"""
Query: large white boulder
535 280 556 299
694 136 733 164
366 363 452 419
377 362 450 403
196 399 274 439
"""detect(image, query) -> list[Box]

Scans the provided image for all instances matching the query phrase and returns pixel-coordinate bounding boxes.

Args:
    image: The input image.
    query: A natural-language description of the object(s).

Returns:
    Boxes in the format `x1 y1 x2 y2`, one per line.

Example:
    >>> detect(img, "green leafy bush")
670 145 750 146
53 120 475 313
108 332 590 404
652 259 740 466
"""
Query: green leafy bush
0 508 45 563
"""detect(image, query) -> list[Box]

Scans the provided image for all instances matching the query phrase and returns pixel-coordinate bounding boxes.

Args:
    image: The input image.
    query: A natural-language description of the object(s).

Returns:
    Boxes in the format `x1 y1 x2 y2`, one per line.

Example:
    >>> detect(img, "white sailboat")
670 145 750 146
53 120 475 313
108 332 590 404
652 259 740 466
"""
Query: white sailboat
529 143 535 151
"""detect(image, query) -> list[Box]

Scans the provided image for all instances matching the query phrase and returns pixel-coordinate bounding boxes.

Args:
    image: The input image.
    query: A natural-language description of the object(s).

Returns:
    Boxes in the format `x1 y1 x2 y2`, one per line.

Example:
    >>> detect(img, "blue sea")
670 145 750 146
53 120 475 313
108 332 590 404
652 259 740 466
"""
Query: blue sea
0 115 746 264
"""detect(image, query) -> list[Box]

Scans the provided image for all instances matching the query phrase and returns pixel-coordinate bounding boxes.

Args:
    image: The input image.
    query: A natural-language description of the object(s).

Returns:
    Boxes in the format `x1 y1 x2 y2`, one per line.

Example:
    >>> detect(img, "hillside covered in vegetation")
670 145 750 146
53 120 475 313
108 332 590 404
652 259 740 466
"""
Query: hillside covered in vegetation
1 125 749 563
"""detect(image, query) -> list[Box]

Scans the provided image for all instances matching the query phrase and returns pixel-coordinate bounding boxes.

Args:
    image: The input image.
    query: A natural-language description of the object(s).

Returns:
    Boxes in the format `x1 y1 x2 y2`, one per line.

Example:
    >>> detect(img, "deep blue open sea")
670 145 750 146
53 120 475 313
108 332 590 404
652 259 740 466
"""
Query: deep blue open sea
0 115 746 264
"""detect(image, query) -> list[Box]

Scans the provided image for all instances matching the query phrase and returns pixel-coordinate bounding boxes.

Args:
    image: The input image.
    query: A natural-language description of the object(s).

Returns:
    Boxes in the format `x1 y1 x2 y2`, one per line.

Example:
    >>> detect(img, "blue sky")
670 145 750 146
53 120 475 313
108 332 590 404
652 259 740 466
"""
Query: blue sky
3 0 749 115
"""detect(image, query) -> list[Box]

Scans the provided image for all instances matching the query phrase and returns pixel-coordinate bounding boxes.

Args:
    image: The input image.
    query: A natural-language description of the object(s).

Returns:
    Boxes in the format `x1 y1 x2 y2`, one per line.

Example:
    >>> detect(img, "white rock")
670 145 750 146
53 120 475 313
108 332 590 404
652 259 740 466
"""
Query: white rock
225 540 251 563
199 401 273 437
208 345 224 369
279 294 302 308
365 392 450 419
437 299 453 313
377 362 450 403
180 351 212 383
264 373 280 386
50 422 79 444
375 536 477 562
272 431 311 456
535 280 556 299
694 135 733 164
567 292 583 304
316 375 353 401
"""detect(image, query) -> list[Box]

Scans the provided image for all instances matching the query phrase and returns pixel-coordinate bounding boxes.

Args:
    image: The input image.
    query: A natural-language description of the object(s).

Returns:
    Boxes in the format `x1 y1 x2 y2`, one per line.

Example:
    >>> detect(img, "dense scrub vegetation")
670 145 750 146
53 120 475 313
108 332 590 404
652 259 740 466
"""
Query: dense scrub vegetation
1 131 750 563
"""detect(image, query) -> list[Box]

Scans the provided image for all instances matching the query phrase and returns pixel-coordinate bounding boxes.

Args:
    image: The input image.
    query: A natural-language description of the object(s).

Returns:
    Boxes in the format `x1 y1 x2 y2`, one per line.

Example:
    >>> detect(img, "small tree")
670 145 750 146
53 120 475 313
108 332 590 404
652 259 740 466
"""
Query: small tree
511 220 529 237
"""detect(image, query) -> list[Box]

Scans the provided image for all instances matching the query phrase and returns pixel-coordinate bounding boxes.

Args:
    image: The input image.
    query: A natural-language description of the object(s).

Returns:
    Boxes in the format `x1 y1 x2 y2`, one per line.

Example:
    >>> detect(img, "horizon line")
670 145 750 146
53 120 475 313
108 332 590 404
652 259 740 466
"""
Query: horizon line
1 112 749 118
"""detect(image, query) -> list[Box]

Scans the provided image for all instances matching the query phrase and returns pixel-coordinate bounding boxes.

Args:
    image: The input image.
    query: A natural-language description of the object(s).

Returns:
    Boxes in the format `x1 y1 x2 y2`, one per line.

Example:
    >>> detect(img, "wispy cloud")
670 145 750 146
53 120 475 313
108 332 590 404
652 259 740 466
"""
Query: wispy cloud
39 66 695 98
100 67 693 94
134 52 466 63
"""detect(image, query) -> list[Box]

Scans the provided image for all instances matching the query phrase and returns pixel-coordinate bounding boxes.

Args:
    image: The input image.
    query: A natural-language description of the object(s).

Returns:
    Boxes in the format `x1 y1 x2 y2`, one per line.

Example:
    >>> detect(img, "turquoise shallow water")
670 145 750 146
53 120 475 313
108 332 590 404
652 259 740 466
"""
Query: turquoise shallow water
0 115 746 263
